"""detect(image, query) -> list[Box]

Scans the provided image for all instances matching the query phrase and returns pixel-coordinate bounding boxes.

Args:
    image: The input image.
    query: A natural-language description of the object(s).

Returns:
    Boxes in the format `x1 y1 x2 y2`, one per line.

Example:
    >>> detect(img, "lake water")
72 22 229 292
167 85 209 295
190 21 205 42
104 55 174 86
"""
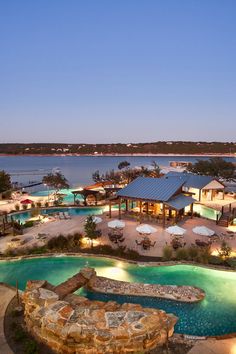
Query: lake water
0 155 235 188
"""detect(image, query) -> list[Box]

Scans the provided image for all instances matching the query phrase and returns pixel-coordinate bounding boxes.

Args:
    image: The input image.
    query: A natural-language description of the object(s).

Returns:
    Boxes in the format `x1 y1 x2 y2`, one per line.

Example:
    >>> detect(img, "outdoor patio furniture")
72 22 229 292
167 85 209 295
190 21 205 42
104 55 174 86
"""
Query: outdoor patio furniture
195 239 210 247
64 211 71 219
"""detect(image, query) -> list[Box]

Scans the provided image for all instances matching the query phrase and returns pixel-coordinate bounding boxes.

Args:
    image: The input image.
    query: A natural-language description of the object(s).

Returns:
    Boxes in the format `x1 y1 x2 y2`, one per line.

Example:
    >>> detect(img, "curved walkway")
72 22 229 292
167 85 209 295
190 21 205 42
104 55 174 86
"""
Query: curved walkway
0 283 15 354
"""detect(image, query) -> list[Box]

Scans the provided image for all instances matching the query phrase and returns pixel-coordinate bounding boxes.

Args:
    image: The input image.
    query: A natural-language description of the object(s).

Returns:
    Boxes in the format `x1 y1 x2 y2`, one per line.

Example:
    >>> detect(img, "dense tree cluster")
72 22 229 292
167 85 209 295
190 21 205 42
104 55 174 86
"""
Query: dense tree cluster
0 142 235 155
187 157 235 179
92 161 161 184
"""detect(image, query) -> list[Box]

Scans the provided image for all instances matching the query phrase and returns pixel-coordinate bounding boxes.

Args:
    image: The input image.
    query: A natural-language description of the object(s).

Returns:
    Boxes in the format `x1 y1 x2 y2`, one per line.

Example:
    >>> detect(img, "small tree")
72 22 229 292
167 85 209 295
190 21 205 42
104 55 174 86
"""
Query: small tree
150 161 161 177
0 170 11 193
118 161 130 170
42 172 69 199
218 241 232 259
84 215 98 248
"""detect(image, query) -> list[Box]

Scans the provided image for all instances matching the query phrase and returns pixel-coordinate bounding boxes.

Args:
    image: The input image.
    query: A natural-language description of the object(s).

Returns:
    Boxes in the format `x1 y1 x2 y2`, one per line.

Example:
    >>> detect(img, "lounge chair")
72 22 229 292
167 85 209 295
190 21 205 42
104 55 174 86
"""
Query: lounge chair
64 211 71 219
59 212 65 219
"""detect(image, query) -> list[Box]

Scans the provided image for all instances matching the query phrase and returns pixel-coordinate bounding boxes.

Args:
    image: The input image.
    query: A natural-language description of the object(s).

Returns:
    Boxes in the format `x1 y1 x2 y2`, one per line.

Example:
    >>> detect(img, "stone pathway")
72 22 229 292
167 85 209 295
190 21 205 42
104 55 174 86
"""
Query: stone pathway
0 283 15 354
187 337 236 354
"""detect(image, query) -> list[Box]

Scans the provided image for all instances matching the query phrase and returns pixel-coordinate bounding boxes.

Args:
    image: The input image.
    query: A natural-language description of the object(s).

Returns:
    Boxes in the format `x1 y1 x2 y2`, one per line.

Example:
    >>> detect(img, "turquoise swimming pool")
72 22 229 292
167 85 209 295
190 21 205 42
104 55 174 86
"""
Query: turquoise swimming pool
1 256 236 336
10 207 105 224
185 204 221 221
31 188 82 204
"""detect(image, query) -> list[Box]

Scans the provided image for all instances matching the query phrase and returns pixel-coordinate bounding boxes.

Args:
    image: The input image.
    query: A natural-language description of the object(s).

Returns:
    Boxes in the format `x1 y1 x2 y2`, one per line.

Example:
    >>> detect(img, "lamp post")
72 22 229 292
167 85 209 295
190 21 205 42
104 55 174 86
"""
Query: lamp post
44 184 49 204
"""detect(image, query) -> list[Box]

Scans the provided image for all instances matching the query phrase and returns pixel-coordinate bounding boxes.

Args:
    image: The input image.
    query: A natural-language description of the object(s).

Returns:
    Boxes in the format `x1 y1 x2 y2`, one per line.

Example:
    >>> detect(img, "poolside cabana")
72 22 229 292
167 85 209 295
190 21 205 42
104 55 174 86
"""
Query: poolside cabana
114 177 196 227
72 189 100 206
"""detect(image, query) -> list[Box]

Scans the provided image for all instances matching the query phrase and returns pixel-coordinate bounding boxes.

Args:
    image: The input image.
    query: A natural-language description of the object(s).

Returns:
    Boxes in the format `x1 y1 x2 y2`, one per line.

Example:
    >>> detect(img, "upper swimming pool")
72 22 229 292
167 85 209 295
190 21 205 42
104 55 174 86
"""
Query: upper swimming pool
10 206 105 224
0 256 236 336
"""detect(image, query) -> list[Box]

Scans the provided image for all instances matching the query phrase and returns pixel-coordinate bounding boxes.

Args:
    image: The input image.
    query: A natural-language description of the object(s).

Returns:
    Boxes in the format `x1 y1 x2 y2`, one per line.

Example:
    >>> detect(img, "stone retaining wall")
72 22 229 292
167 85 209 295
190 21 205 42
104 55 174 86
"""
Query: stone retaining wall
88 275 205 302
22 278 178 353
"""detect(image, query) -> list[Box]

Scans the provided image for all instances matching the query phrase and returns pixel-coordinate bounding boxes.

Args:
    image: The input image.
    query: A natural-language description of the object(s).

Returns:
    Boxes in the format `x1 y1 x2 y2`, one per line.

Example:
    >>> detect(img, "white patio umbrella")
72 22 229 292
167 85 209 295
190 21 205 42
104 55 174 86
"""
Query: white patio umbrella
136 224 157 235
166 225 186 236
92 216 102 224
192 226 215 237
107 219 125 229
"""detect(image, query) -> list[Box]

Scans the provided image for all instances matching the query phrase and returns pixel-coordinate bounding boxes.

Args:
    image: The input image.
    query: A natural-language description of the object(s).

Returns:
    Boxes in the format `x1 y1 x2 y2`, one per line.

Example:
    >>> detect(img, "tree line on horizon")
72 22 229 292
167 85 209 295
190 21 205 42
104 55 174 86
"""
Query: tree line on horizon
0 142 235 155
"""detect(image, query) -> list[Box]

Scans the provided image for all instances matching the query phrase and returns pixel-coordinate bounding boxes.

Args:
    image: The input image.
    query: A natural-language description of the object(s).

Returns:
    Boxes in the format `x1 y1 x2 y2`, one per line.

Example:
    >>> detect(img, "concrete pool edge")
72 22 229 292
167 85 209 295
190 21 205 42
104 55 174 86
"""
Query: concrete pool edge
0 252 236 273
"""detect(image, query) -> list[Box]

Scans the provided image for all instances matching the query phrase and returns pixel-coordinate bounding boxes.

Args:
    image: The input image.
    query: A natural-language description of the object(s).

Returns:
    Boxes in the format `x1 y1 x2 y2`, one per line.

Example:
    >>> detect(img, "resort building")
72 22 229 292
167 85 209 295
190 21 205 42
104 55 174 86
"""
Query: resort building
163 172 225 202
115 176 196 227
113 172 226 227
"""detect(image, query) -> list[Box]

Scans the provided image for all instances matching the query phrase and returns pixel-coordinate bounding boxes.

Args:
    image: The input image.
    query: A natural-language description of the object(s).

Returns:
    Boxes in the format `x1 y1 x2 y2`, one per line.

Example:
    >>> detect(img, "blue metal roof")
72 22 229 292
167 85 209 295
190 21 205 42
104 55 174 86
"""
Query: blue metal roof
166 194 196 210
164 172 216 189
117 177 185 202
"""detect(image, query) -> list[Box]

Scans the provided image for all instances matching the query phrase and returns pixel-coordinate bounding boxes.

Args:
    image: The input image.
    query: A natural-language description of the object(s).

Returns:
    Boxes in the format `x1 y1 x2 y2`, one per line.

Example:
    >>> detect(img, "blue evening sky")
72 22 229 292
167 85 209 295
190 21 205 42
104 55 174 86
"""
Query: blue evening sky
0 0 235 143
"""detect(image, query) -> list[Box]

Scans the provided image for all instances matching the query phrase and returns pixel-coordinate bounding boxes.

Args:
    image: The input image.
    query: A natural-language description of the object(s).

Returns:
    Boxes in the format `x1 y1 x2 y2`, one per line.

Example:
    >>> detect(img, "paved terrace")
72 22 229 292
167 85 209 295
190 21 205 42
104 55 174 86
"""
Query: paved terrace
1 210 236 258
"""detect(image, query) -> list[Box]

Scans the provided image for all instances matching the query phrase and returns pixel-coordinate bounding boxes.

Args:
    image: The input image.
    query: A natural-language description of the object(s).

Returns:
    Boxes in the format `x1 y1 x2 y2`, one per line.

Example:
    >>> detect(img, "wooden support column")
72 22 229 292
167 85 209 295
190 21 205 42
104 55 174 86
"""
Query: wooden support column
190 203 193 218
74 194 76 205
125 199 128 211
199 189 201 202
118 198 121 220
146 202 149 215
162 203 166 228
139 200 142 223
175 211 178 224
109 200 112 218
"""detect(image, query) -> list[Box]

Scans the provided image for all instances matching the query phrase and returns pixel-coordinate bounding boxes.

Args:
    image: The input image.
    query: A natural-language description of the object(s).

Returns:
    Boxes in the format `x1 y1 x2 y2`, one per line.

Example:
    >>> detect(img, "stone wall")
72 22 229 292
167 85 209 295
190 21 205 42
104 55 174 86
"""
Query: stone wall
22 279 178 353
88 275 205 302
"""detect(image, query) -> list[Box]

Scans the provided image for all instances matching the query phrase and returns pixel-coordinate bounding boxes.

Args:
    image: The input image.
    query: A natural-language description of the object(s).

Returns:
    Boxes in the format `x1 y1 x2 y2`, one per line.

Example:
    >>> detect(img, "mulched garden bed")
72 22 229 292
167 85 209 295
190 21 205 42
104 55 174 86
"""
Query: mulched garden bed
4 295 54 354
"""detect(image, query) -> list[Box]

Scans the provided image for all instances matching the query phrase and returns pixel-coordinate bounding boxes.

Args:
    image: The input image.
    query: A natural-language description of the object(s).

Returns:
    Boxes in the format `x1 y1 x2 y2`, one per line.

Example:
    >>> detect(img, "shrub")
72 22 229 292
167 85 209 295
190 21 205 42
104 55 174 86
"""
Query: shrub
31 202 35 208
15 204 20 211
225 258 236 269
44 201 49 208
209 255 224 265
47 235 68 250
30 246 48 254
188 246 199 260
23 220 34 228
30 207 40 217
2 190 12 199
24 339 38 354
162 246 173 261
218 241 232 259
22 204 28 210
124 248 140 260
67 232 83 248
175 248 188 260
36 201 42 208
198 247 211 264
13 325 27 342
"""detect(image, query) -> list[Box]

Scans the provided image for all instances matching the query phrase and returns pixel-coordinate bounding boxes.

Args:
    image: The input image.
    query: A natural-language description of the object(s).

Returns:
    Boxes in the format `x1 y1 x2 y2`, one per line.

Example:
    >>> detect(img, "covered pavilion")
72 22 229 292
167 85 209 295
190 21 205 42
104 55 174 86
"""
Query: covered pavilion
109 177 196 227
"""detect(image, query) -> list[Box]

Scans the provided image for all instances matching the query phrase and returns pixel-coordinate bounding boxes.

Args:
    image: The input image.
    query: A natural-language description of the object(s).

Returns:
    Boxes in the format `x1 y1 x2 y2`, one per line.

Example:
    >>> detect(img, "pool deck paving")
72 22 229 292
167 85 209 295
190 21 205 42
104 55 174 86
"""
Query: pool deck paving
0 283 15 354
188 337 236 354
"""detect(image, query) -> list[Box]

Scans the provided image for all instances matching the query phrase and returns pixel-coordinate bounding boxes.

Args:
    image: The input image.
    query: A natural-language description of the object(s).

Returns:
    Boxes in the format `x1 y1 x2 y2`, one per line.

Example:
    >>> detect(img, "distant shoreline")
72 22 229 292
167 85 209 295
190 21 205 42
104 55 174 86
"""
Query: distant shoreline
0 153 235 157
